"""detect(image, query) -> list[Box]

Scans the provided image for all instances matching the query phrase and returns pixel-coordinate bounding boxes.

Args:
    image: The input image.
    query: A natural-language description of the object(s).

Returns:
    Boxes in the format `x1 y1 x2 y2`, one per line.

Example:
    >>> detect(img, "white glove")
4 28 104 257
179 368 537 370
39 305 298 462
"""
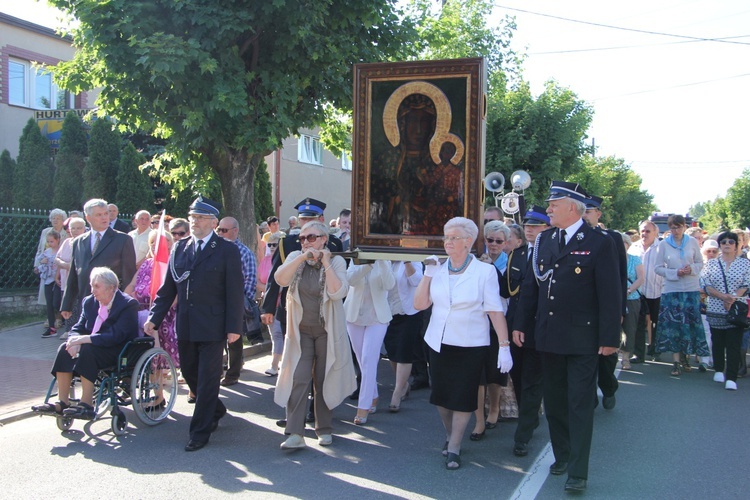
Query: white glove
497 346 513 373
423 255 440 277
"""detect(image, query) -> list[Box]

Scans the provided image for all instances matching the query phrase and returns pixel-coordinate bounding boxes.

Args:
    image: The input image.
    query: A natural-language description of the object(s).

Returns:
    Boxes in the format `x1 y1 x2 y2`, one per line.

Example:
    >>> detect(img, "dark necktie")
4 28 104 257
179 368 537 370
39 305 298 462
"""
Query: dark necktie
93 232 101 255
194 239 203 261
559 229 566 252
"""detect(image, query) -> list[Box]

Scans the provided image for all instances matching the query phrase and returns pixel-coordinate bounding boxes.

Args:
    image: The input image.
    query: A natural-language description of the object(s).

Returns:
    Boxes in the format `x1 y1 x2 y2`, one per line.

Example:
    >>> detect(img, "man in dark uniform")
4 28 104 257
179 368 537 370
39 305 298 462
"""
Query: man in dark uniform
502 205 550 457
583 195 628 410
145 196 244 452
514 181 621 493
260 198 343 426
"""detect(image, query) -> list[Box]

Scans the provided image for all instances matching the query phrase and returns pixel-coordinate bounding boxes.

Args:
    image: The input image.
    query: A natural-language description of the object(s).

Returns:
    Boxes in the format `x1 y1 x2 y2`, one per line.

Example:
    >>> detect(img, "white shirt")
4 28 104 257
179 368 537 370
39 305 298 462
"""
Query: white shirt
559 218 584 245
387 261 423 316
424 257 506 352
129 228 153 263
90 230 106 253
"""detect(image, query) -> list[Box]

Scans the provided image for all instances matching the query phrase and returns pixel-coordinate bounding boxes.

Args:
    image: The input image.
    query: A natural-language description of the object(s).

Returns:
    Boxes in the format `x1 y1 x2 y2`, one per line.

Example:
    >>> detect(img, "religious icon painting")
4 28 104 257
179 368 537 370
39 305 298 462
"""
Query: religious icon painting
352 58 486 255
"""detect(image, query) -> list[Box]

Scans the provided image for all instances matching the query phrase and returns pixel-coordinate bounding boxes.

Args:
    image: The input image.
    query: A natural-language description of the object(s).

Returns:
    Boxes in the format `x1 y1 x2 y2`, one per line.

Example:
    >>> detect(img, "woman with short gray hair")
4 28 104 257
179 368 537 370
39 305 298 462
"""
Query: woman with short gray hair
32 266 139 420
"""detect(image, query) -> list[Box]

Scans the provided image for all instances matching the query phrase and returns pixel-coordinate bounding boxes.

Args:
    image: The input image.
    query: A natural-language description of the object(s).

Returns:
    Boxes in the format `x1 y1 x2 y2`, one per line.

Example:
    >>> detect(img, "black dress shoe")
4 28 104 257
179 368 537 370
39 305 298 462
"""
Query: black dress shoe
602 395 616 410
630 356 643 364
564 477 587 492
185 440 207 452
513 442 528 457
348 388 360 400
276 419 287 428
549 461 569 475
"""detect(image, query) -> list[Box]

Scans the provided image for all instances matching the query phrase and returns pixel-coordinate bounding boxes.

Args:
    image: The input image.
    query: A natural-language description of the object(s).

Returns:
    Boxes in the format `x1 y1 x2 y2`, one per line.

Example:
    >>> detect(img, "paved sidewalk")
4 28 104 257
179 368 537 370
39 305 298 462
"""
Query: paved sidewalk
0 322 270 425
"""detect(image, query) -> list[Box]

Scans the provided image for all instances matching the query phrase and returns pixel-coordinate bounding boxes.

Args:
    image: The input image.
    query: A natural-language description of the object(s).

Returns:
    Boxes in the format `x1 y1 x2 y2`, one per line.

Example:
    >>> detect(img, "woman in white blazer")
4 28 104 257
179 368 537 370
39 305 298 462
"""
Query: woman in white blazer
414 217 513 471
344 259 396 424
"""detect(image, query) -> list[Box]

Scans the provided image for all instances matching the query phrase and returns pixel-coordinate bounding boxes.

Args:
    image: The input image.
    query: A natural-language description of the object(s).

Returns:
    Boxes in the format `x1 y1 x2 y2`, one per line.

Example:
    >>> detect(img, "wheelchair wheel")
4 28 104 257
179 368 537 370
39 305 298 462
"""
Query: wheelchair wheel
56 415 73 432
130 347 177 426
111 411 127 436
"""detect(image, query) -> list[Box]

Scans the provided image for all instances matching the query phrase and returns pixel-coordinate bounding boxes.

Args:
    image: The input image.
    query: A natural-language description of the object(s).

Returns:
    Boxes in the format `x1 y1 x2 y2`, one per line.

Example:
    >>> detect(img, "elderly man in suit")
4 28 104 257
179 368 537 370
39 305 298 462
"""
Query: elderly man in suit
61 199 137 322
514 181 621 493
108 204 132 233
145 196 244 452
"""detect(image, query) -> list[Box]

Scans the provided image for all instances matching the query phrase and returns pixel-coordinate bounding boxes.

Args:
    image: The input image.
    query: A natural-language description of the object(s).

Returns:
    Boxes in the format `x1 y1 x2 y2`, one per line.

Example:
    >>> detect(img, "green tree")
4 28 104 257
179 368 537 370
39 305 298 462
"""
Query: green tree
116 143 153 214
695 196 730 234
50 0 415 245
254 159 274 221
569 155 656 231
486 81 594 206
725 168 750 229
15 118 54 209
52 113 89 210
0 150 15 205
84 118 121 201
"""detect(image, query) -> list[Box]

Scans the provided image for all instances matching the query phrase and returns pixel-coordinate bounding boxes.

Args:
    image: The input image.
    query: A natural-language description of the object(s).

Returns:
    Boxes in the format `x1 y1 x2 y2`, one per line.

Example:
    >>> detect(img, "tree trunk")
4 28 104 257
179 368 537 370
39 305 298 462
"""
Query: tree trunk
212 148 262 251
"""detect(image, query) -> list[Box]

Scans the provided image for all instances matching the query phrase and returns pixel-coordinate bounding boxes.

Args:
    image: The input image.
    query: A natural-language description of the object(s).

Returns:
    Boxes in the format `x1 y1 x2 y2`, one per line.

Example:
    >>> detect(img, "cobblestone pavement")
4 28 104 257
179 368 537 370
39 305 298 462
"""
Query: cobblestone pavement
0 322 270 425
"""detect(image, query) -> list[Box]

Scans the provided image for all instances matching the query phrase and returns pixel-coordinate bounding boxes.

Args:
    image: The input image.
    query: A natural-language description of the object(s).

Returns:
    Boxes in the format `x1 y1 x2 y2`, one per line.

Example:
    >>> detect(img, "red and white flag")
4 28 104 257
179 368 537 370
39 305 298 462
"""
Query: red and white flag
150 210 169 303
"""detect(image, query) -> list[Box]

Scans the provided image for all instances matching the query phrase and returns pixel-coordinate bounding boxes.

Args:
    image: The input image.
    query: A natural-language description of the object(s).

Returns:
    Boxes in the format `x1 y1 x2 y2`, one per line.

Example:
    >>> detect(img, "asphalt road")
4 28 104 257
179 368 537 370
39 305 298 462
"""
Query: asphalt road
1 353 748 499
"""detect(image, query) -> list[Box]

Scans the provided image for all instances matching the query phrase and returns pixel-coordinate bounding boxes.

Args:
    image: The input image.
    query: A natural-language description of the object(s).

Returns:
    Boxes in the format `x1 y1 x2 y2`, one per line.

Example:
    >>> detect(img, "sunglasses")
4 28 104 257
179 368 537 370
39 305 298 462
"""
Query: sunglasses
483 219 499 225
720 239 736 245
298 234 324 243
216 227 233 234
267 243 278 248
150 221 159 226
485 237 506 244
171 231 187 237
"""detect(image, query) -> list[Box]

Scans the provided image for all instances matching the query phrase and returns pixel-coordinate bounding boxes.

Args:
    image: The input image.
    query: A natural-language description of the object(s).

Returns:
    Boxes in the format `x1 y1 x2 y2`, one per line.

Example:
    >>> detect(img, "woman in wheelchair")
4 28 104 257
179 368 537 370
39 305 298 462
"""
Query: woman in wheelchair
32 267 139 419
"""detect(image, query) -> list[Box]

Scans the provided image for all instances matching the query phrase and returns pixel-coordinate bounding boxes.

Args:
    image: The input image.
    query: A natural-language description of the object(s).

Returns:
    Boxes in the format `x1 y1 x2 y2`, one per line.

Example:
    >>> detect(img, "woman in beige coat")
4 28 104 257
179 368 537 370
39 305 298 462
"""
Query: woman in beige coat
273 221 356 450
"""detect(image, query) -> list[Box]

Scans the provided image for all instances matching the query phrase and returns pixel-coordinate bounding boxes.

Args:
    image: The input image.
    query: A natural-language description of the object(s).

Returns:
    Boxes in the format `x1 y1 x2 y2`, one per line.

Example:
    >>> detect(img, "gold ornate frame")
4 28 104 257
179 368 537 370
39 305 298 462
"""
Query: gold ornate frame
352 58 486 255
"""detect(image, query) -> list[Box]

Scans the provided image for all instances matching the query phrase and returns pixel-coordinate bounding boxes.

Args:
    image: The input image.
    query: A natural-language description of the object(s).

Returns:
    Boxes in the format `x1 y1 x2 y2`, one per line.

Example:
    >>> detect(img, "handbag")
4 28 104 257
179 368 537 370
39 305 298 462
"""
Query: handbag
243 296 262 339
719 261 750 328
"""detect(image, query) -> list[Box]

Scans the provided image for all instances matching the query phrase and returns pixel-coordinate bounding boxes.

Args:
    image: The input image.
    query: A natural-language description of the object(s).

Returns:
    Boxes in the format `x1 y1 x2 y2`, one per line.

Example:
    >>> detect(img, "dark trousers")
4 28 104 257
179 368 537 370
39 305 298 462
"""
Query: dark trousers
542 352 598 480
597 352 619 397
514 347 543 445
711 326 744 382
178 338 226 443
44 282 61 328
509 341 524 404
641 297 660 356
225 337 244 381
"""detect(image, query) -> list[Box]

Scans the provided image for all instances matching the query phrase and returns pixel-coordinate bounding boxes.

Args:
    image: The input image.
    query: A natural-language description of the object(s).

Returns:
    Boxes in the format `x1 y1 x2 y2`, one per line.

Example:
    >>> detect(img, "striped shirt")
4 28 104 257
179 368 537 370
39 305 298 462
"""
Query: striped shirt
628 239 664 299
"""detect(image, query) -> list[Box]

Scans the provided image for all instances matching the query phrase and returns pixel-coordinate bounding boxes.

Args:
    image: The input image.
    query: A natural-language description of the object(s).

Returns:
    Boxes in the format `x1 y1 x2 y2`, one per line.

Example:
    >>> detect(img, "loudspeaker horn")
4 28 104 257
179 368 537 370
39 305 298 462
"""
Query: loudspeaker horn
484 172 505 193
510 170 531 191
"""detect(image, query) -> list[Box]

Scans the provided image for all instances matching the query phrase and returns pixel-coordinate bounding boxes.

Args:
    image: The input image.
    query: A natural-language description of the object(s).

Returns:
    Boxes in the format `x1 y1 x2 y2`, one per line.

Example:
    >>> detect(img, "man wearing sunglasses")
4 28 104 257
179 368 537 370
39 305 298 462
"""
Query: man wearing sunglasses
503 205 550 458
216 217 259 385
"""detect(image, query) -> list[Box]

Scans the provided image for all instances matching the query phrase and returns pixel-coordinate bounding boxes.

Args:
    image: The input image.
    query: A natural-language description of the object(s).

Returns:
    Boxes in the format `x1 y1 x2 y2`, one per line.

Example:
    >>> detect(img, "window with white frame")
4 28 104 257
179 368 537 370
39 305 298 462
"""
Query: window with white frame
341 151 352 171
298 134 323 165
8 58 74 109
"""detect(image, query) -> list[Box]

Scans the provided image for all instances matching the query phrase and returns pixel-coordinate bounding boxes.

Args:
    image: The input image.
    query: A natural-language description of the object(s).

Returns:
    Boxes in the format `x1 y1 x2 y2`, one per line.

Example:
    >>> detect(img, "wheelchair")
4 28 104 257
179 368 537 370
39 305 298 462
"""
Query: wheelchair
41 336 178 435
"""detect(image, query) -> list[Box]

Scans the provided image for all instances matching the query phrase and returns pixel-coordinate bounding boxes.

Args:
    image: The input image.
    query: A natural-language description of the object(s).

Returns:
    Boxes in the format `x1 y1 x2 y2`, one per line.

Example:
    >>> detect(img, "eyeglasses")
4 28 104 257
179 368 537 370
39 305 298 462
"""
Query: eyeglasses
485 237 505 244
216 227 234 234
720 239 736 245
150 221 159 226
267 243 278 248
442 236 468 243
171 231 187 237
189 215 215 221
298 234 324 243
669 224 684 230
